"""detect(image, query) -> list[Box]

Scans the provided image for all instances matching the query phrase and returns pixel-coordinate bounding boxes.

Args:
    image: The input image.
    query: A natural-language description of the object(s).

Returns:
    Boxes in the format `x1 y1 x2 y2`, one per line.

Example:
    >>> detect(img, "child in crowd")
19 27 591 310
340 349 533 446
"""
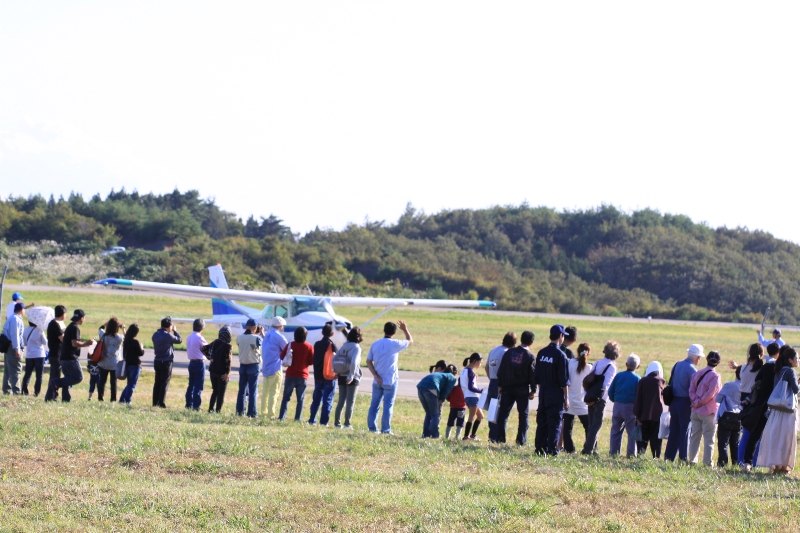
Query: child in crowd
460 353 484 441
446 365 466 439
716 366 742 467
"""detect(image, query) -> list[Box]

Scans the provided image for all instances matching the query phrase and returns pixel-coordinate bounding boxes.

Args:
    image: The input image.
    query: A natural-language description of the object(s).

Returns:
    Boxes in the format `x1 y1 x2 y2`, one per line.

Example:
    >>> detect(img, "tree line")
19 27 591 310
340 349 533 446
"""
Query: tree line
1 189 796 323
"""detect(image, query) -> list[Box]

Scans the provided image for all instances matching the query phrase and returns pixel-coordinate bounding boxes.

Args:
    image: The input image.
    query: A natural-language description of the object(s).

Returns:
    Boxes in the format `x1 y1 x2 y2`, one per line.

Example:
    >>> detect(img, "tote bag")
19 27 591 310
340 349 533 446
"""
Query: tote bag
487 398 499 423
767 368 797 413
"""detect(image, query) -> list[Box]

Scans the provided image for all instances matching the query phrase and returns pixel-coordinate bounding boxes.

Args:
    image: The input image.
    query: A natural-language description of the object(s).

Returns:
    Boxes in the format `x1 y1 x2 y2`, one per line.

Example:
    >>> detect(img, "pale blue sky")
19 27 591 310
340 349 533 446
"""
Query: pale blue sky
1 2 799 240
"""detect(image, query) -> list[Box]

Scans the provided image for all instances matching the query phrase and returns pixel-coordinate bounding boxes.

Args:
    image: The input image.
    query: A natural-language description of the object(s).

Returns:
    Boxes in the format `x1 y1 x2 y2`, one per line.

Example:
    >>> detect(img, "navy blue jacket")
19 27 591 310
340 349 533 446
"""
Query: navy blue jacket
534 343 570 390
497 345 537 394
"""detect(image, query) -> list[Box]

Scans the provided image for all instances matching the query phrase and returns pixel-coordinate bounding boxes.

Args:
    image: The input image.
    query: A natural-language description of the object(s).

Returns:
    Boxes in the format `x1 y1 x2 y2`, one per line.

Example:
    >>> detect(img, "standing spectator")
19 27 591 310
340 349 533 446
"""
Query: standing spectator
46 310 94 402
151 317 182 408
728 344 764 404
534 325 571 456
741 356 777 470
608 354 641 457
460 353 485 441
496 331 536 445
236 320 263 418
634 361 666 458
416 365 458 438
308 324 339 426
757 328 785 349
366 320 413 434
261 317 288 419
664 344 703 461
5 292 34 321
560 326 578 360
688 350 723 466
765 342 781 363
716 366 742 468
21 319 47 396
119 324 144 404
2 303 25 394
207 327 233 413
485 332 516 443
334 326 363 429
185 319 209 410
563 343 593 454
279 327 314 421
581 341 620 455
44 306 67 402
756 347 799 473
97 317 124 402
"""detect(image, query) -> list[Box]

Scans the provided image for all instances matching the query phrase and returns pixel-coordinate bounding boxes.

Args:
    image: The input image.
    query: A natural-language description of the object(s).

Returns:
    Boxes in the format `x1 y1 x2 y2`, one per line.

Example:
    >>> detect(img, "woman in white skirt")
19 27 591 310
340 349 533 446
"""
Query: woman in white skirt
757 346 799 473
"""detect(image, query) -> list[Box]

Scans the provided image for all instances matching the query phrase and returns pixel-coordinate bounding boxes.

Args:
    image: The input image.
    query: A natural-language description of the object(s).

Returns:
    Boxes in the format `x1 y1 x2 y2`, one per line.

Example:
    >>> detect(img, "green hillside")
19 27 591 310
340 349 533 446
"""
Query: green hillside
1 189 796 323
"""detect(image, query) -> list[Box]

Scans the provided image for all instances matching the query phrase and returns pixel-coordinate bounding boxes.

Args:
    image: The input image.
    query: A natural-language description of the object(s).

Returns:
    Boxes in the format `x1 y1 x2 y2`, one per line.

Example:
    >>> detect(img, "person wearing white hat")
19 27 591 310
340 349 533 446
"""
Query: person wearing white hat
664 344 703 461
260 316 288 418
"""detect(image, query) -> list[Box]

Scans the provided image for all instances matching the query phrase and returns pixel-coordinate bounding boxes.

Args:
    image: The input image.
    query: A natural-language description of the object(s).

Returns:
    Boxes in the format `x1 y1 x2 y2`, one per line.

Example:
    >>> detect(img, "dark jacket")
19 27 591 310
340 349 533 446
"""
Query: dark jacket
152 329 182 362
123 338 145 367
634 373 666 422
208 340 232 375
534 343 570 390
312 337 338 381
497 345 536 393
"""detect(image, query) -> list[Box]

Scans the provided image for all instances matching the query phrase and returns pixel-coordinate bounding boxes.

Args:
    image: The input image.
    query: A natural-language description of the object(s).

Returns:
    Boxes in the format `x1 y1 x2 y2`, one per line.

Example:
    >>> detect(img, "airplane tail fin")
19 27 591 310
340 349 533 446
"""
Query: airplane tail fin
208 264 239 317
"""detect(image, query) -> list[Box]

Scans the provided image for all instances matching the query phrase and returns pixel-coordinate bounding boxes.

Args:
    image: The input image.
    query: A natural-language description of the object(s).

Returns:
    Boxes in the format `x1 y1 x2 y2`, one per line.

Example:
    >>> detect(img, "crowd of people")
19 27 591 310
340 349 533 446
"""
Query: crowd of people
1 295 798 473
415 325 799 473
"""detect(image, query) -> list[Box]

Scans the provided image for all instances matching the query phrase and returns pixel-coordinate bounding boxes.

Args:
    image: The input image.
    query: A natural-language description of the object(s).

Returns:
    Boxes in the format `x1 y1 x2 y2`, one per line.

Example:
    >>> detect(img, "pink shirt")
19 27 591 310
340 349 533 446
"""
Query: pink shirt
186 331 208 361
689 367 722 416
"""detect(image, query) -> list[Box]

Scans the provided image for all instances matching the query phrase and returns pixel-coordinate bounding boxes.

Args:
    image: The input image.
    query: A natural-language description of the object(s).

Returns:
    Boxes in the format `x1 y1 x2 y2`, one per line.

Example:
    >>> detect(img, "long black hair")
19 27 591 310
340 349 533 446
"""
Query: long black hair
462 353 482 367
747 343 764 373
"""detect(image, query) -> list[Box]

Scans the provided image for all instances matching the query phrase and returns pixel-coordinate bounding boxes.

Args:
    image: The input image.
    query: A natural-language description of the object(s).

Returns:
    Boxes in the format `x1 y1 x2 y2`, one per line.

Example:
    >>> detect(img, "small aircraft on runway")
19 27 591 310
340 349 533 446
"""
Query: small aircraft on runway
94 265 496 345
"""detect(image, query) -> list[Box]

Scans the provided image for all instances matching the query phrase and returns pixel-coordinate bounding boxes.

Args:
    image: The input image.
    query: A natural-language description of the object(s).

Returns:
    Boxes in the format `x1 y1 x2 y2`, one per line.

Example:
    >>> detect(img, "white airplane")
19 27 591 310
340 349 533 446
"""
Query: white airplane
93 264 496 346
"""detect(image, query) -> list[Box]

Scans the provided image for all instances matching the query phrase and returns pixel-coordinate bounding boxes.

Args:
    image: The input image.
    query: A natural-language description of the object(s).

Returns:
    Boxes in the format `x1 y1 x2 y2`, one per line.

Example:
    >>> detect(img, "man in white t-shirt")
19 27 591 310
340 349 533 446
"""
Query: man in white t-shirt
366 320 413 434
6 293 34 322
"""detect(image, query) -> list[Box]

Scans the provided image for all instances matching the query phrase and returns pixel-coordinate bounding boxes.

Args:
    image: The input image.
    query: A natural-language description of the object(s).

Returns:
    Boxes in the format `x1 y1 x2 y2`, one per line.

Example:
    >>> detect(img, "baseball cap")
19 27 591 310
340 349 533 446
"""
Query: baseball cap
550 324 568 337
272 317 286 327
772 328 782 335
245 318 257 328
11 292 23 301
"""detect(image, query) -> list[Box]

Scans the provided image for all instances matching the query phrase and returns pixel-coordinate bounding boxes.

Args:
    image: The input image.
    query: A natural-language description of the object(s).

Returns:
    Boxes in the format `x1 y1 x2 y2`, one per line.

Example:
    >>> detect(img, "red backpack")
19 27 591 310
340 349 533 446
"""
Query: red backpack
322 343 336 380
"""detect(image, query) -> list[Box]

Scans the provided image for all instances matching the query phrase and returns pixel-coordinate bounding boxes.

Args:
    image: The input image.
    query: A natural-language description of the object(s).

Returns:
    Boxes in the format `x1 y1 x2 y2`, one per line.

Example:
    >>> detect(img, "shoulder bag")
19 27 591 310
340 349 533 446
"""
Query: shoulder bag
766 367 798 413
583 364 612 404
662 362 680 406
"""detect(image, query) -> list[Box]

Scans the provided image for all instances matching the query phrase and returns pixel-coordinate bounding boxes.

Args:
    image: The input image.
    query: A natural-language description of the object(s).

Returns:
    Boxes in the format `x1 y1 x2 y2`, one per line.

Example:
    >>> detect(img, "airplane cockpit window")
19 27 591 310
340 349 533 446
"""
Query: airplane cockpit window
261 304 289 318
261 305 273 319
291 297 327 315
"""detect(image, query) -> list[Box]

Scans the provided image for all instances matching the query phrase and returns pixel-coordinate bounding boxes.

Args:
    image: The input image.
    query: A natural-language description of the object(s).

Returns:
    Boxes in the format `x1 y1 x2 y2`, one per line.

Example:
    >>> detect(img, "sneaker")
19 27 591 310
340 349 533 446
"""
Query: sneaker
343 425 354 430
469 436 481 441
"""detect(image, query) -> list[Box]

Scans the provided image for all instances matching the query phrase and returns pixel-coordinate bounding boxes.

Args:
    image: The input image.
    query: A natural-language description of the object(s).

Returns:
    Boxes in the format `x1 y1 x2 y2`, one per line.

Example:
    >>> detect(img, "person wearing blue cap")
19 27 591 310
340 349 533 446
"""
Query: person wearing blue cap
757 328 785 349
6 293 34 322
533 325 571 456
236 319 263 417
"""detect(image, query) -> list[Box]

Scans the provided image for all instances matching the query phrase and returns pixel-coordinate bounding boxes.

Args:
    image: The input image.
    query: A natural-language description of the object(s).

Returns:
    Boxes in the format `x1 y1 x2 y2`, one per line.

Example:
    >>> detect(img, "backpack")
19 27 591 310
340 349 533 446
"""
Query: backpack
89 335 105 364
322 342 336 380
332 345 351 376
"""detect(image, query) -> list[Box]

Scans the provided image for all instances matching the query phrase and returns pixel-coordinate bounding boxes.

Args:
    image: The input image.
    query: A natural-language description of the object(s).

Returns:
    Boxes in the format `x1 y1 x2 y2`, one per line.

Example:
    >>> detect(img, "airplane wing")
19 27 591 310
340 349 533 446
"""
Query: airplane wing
92 278 294 304
326 296 496 308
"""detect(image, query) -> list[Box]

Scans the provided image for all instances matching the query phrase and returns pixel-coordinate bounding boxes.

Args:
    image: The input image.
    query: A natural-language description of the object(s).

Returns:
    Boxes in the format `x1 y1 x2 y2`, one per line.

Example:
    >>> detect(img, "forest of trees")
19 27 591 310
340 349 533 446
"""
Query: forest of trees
1 189 797 324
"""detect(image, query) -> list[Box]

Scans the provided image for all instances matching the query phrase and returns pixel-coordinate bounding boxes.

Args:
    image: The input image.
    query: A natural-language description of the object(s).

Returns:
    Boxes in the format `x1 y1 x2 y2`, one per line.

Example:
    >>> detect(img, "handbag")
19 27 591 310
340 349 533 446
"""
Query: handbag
478 389 489 410
89 335 105 364
583 364 611 404
767 368 797 413
719 411 742 432
662 363 679 406
281 344 293 368
487 397 499 423
0 333 11 353
116 359 127 380
658 411 671 439
630 423 643 442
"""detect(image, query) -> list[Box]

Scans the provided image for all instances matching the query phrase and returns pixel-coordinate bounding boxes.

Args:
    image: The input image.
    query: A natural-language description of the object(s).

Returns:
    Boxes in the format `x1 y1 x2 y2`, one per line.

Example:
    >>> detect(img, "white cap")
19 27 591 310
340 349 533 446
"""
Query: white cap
271 317 286 327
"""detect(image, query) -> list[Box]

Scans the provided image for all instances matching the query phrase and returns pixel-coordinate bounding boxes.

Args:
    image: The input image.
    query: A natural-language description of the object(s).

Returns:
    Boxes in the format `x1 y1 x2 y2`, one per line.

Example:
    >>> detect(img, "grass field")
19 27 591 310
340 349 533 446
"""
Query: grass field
1 287 798 531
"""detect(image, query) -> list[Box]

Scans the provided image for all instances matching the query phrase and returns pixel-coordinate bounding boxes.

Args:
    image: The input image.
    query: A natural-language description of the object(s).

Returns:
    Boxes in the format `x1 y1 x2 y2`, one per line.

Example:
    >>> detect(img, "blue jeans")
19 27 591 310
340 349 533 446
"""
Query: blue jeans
236 363 260 417
368 380 399 433
308 379 337 425
418 388 441 438
56 360 84 403
280 376 308 421
665 396 692 461
119 365 141 403
185 359 206 409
